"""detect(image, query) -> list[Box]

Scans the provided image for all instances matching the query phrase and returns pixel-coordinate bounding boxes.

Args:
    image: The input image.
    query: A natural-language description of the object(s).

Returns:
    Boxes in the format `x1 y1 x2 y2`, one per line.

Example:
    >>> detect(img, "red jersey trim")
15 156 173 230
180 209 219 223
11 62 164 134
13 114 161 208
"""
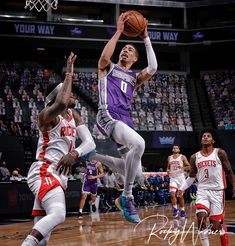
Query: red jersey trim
31 209 46 216
196 203 210 213
210 212 224 221
39 132 49 159
38 161 61 201
200 148 214 157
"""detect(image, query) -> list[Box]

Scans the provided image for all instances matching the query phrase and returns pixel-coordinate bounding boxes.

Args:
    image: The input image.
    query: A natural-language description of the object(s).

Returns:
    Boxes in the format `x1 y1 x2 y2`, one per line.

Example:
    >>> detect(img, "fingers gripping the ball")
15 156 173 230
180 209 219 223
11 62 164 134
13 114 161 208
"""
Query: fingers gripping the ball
123 10 146 37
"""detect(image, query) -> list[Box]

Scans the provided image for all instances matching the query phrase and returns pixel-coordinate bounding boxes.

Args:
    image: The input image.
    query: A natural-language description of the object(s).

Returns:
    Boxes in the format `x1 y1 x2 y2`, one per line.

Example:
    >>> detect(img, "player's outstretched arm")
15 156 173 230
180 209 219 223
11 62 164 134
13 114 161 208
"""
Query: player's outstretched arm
39 52 77 130
218 148 235 198
178 154 197 197
135 21 158 89
98 13 127 71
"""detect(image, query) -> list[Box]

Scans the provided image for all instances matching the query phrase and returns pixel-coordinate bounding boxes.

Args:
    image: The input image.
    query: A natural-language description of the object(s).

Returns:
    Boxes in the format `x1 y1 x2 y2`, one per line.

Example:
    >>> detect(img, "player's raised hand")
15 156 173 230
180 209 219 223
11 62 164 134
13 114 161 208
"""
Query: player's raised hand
117 13 128 33
139 19 148 40
66 52 77 74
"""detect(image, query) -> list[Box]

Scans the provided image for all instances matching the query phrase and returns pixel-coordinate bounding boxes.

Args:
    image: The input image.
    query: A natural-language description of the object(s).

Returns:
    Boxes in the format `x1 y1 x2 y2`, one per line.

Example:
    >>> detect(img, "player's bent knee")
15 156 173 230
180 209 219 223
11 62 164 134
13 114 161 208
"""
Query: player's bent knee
133 137 145 155
50 207 66 225
56 211 66 224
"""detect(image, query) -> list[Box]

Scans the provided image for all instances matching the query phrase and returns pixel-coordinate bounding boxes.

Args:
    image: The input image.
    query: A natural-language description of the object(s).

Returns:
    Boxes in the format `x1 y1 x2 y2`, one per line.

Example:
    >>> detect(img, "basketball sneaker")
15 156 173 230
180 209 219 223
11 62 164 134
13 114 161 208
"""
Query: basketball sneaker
180 210 186 218
173 208 179 218
115 195 140 223
77 212 83 219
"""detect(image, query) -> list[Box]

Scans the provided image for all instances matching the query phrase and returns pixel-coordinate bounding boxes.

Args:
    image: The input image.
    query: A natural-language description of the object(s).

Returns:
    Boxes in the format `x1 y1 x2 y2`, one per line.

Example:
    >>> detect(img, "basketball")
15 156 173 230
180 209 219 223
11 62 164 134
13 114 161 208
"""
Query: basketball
123 10 146 37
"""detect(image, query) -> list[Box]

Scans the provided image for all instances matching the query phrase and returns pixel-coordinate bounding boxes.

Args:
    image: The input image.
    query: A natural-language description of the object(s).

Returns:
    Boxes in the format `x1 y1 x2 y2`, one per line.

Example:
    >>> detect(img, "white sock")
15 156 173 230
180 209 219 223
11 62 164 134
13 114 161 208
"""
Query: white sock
173 205 178 209
199 229 210 246
21 235 39 246
181 207 185 211
79 209 83 213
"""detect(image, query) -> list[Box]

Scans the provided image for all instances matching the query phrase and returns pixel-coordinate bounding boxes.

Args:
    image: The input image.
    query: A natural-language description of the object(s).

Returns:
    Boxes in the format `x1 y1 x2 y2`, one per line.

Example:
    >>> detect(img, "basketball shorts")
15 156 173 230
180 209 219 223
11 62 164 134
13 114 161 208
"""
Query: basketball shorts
31 186 65 217
169 175 186 192
82 180 98 195
196 189 225 221
96 108 133 138
27 161 66 202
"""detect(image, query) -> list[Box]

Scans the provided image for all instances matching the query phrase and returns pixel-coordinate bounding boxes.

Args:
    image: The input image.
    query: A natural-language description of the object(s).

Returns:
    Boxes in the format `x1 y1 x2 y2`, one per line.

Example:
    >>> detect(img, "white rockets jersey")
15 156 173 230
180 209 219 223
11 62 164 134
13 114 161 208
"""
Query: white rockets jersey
168 154 184 178
195 148 226 190
27 109 76 189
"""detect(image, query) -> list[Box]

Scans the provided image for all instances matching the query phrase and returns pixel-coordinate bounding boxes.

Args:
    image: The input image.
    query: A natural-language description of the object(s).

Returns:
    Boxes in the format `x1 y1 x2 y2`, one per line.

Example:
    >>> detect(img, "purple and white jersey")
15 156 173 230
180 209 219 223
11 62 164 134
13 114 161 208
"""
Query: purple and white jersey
84 161 98 184
82 161 98 194
98 64 137 112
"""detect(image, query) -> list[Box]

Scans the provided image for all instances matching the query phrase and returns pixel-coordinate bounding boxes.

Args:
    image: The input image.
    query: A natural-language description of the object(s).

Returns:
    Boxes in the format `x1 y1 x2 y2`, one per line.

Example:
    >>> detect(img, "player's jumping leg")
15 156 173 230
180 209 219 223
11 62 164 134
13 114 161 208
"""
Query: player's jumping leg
93 153 147 187
112 121 145 223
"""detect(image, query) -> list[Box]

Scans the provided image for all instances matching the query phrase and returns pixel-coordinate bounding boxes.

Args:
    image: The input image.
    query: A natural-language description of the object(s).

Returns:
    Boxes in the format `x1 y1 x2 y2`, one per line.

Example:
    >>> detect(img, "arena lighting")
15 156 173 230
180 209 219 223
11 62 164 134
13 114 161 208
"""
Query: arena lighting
0 14 35 20
203 40 211 46
148 22 172 28
58 17 104 23
37 48 46 51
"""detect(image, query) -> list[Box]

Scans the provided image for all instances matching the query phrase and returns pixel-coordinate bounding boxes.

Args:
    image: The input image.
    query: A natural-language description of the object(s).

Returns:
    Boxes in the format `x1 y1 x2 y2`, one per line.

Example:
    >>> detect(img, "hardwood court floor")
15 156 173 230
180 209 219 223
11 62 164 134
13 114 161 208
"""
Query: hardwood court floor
1 201 235 246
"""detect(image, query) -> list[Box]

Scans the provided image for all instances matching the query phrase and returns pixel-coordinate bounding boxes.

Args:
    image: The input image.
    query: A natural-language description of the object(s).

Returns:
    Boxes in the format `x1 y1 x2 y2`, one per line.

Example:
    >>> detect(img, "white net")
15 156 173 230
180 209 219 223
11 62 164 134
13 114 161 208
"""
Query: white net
25 0 58 12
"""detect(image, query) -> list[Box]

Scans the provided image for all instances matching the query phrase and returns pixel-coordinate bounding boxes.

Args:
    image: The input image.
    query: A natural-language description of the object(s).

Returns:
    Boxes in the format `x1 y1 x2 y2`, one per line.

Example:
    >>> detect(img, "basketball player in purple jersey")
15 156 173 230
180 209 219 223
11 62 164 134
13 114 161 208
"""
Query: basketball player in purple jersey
96 13 158 223
78 159 104 219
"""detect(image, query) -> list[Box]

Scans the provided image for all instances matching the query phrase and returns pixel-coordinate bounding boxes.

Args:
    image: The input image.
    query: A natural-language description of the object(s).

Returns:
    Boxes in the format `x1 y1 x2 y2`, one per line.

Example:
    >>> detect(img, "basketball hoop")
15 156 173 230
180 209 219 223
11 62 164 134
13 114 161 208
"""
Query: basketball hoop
25 0 58 12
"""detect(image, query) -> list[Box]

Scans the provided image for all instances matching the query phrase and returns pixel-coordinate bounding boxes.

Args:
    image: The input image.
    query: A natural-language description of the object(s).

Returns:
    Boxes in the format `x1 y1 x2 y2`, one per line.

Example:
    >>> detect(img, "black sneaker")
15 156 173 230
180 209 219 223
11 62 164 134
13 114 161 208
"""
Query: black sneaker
91 204 96 212
78 212 83 219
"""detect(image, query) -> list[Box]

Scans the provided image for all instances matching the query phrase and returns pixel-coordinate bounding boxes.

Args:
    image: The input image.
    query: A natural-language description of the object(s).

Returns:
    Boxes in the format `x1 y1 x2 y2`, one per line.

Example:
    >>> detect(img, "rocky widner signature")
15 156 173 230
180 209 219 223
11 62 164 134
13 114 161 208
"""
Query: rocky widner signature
133 214 234 245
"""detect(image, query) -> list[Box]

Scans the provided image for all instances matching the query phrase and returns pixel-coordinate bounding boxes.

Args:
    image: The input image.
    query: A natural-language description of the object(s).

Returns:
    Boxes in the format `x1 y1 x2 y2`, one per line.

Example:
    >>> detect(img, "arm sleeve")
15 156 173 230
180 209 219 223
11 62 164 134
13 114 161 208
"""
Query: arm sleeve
144 37 158 75
179 177 196 191
74 124 96 157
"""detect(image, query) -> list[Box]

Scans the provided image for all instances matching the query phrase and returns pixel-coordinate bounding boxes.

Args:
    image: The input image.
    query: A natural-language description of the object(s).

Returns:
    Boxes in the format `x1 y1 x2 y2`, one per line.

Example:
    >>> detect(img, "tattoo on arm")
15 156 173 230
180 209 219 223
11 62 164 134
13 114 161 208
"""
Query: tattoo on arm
189 154 197 178
72 109 83 126
218 149 235 188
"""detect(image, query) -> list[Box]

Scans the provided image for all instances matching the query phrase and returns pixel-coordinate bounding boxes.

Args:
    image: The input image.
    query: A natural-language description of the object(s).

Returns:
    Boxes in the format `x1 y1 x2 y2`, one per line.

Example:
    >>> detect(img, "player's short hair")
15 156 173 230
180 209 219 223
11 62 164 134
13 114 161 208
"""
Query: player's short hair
129 43 139 59
173 145 180 149
199 127 219 146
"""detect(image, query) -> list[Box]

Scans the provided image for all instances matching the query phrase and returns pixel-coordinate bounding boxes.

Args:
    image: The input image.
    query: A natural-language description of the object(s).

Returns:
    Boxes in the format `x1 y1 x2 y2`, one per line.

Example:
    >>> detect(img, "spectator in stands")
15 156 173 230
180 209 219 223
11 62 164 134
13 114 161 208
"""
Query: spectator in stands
0 98 5 108
0 105 6 116
218 120 225 130
72 166 82 180
10 168 24 181
102 168 122 208
0 160 11 181
225 120 233 130
9 121 17 135
0 119 9 135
